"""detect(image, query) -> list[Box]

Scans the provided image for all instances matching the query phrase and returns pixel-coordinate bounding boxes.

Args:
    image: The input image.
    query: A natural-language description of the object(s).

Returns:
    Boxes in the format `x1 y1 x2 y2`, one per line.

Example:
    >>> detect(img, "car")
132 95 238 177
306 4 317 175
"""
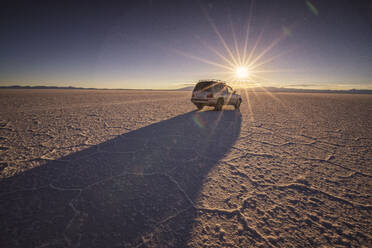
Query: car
191 80 242 111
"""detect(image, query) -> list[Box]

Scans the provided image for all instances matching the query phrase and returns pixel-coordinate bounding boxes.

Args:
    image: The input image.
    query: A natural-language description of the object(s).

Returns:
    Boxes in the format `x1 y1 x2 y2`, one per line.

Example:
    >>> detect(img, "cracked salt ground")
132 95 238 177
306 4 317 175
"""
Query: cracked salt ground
0 90 372 247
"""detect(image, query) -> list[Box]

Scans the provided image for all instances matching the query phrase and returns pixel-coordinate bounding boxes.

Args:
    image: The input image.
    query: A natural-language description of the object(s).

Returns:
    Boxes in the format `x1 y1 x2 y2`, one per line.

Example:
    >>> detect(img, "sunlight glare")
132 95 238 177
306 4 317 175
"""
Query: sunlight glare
236 66 250 79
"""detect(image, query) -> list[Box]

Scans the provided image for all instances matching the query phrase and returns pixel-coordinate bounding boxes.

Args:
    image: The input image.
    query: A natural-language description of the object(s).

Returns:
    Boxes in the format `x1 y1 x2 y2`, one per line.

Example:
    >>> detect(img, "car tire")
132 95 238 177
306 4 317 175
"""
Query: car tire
234 99 241 110
196 103 204 110
215 98 224 111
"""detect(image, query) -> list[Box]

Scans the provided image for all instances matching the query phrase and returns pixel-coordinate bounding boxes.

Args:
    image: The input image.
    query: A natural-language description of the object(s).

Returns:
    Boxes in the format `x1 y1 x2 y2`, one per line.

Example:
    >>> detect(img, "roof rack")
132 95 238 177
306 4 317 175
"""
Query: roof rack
197 79 227 84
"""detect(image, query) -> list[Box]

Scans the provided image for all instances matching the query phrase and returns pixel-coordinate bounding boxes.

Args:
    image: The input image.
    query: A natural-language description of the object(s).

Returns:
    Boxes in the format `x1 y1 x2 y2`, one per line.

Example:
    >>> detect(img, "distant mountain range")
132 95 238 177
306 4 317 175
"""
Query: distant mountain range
0 85 97 90
239 87 372 94
1 85 371 94
0 85 152 90
174 86 195 91
175 85 372 94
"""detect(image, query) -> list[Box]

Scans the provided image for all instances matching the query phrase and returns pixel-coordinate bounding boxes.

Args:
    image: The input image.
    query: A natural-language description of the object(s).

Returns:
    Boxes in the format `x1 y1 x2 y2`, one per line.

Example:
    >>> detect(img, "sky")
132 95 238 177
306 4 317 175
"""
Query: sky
1 0 371 89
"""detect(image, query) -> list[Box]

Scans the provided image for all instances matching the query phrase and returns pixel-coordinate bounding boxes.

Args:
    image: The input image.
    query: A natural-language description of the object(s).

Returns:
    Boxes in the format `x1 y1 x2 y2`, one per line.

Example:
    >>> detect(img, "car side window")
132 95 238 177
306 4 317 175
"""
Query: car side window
225 86 230 94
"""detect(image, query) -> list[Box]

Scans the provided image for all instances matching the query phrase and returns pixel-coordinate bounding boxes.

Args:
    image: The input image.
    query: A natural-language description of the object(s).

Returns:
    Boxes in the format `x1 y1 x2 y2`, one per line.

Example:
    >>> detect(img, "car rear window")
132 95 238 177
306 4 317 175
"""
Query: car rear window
193 81 214 91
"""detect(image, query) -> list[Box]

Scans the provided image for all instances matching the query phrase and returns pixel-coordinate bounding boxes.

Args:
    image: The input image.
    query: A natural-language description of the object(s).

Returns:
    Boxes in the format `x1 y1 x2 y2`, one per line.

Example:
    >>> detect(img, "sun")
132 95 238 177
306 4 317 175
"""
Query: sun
235 66 250 79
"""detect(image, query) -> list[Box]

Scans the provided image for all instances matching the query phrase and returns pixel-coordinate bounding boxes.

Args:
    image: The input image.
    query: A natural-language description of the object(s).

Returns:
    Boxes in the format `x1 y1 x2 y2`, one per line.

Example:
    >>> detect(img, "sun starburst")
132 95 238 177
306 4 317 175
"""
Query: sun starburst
173 1 292 89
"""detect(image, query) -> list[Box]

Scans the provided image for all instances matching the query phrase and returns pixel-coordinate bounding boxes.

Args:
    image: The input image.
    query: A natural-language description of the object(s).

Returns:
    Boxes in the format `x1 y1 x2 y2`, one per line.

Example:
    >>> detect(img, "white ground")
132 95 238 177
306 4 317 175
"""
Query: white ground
0 89 371 247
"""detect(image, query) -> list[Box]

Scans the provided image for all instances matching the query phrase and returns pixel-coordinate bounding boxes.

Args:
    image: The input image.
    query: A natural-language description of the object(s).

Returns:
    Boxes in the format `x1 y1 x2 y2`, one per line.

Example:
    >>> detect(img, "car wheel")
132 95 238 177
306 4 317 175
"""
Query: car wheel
196 103 204 110
234 99 241 109
215 98 224 111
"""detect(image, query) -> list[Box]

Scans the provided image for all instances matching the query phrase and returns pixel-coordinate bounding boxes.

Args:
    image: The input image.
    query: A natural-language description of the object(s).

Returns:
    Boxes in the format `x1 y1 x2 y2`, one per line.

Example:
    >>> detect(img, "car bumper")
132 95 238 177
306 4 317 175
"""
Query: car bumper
191 98 217 105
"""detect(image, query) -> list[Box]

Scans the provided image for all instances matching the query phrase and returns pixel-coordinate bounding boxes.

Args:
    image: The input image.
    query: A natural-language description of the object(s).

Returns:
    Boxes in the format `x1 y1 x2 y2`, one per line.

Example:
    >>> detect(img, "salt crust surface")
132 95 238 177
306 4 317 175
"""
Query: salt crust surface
0 89 371 247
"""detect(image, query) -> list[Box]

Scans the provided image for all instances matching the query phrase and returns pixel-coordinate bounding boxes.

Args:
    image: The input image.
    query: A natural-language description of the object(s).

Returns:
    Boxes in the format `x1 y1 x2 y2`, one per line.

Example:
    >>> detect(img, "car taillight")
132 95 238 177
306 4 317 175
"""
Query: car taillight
207 93 213 98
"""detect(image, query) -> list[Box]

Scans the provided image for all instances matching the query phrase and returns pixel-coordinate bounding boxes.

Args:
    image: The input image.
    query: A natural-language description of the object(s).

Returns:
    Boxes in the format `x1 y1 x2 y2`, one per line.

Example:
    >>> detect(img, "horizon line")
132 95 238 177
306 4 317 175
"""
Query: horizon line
1 84 372 94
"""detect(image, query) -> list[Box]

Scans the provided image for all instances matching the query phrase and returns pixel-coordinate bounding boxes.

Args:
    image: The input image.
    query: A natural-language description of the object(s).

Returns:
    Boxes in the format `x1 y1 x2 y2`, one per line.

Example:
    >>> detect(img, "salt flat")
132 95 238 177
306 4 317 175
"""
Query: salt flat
0 89 371 247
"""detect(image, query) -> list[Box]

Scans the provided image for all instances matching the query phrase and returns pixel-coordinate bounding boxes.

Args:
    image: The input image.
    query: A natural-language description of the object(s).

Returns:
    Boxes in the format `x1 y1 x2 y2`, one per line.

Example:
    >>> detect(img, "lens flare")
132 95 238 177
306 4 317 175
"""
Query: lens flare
306 1 319 16
192 114 205 128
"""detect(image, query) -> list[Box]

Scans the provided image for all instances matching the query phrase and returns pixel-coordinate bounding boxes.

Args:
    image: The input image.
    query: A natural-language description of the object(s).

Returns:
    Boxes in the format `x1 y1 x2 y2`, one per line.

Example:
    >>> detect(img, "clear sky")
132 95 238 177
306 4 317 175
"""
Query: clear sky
1 0 371 89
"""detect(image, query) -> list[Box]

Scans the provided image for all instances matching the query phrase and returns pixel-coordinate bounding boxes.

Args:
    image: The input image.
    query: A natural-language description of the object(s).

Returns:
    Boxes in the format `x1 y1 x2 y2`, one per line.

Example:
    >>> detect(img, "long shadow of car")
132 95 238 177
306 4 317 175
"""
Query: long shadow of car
0 110 241 247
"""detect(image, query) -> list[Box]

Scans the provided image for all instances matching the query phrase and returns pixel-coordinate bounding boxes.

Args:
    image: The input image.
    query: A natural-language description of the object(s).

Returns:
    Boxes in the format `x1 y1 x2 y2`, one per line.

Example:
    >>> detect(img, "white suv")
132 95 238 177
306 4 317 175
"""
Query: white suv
191 80 242 111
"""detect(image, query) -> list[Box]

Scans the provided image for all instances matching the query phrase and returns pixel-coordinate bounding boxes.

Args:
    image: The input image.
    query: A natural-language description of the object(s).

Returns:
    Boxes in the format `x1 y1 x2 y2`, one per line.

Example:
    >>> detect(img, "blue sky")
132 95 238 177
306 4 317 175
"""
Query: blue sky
1 0 371 89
